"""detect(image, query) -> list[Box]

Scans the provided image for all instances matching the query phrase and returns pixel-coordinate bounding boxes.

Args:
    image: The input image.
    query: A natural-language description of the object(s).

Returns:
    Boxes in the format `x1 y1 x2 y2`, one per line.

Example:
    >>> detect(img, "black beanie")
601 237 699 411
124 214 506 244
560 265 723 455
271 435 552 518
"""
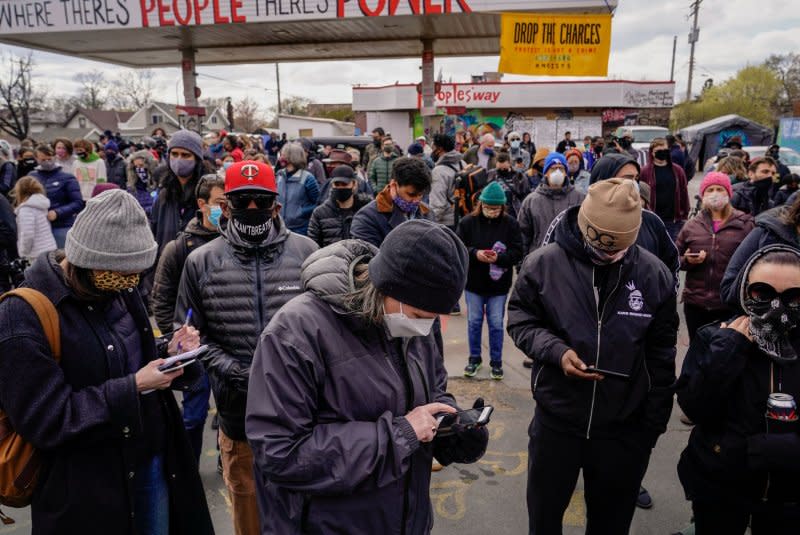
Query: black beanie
589 153 640 185
368 219 468 314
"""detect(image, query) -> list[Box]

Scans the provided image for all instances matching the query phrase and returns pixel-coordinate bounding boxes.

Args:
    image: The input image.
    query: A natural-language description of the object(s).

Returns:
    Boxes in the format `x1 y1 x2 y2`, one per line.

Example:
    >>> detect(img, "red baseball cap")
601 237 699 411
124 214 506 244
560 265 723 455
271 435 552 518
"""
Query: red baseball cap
225 161 277 195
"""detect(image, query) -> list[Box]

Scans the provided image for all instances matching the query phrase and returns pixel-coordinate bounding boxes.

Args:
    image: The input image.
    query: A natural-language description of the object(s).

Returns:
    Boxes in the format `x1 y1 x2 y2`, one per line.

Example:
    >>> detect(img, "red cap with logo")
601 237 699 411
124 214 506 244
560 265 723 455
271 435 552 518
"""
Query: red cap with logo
224 161 277 195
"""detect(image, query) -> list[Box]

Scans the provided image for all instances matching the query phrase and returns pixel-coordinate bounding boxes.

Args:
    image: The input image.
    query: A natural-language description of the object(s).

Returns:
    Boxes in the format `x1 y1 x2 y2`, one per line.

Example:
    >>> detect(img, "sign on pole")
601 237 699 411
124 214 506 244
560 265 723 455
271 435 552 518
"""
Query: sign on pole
498 12 612 76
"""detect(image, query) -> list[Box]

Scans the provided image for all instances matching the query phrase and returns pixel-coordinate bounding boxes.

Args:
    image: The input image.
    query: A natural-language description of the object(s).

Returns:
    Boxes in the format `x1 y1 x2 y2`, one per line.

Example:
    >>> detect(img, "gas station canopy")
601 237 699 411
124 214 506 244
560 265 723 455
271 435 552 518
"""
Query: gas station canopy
0 0 615 67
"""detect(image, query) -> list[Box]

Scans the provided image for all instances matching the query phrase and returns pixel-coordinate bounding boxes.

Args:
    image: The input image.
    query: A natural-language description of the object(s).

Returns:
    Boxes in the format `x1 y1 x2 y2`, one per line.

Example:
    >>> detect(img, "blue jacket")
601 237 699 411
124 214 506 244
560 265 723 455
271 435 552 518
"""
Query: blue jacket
30 166 84 228
350 186 432 247
277 168 320 235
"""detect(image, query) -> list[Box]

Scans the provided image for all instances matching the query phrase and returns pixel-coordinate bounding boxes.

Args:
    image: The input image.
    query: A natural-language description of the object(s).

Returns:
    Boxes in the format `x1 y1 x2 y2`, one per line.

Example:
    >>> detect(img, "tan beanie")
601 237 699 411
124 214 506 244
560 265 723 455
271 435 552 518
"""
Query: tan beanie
578 178 642 252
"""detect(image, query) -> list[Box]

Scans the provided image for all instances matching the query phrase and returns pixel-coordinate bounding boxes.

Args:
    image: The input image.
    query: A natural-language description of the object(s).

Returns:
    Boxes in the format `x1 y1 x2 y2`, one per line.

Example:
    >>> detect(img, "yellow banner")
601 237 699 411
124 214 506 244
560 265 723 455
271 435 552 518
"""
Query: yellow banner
498 12 612 77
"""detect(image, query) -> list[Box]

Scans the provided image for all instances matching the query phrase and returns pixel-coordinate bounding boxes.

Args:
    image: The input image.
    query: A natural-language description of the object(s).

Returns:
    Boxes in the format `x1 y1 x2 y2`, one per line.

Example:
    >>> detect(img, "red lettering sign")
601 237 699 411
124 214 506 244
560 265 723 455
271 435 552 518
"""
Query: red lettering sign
193 0 209 24
423 0 441 15
359 0 386 16
230 0 245 22
213 0 229 23
157 0 174 26
174 0 192 25
140 0 155 27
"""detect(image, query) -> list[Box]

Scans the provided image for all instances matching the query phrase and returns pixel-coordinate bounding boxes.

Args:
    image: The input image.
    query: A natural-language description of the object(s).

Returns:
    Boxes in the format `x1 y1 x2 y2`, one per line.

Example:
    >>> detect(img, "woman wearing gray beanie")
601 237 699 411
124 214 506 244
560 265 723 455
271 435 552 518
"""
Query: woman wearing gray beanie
0 189 214 535
246 220 490 534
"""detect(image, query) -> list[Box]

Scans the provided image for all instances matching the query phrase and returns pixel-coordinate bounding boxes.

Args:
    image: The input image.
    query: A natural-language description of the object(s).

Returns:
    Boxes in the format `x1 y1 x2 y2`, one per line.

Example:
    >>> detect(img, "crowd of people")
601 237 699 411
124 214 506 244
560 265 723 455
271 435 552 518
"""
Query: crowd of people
0 121 796 535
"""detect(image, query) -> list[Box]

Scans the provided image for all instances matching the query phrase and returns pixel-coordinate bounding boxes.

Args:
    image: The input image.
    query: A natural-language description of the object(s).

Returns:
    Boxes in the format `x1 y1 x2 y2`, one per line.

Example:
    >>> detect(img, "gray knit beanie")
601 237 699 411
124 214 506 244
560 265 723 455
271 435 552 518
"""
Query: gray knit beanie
168 129 204 160
65 189 158 271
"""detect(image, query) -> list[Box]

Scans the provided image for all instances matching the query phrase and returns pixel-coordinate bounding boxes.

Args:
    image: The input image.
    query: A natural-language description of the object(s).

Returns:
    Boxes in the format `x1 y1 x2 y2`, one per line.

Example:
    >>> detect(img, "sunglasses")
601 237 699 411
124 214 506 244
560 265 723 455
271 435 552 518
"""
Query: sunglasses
746 282 800 309
226 193 276 211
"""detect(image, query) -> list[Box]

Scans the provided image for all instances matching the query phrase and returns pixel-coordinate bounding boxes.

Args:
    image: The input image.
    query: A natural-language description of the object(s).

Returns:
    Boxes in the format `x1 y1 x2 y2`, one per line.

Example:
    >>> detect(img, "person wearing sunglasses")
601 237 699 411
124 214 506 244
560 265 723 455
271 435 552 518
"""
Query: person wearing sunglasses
175 160 317 535
677 245 800 534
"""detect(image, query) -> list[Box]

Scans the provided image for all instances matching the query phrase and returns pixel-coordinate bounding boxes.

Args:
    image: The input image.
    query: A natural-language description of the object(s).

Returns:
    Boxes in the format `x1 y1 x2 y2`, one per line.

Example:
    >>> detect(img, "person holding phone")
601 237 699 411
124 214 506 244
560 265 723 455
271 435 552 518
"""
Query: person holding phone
508 178 678 534
0 189 213 535
246 220 488 534
677 245 800 534
457 182 523 380
676 172 754 341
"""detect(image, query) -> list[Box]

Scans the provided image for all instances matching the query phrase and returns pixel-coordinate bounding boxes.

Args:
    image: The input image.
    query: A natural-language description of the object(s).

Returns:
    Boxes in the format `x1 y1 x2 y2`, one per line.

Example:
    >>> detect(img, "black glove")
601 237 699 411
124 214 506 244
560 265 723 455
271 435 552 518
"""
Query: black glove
433 398 489 466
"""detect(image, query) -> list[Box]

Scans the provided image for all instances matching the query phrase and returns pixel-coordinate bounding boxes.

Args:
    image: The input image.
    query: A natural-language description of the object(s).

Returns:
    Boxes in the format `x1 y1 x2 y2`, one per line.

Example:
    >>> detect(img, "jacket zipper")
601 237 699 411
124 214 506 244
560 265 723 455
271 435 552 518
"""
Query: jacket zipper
255 252 264 329
533 367 544 394
586 265 622 439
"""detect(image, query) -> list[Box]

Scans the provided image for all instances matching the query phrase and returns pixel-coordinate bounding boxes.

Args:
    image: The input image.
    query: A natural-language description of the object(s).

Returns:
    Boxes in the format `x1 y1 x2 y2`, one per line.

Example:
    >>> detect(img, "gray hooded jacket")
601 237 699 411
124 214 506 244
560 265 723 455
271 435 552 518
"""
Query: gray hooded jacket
246 240 487 534
176 217 318 440
517 183 585 254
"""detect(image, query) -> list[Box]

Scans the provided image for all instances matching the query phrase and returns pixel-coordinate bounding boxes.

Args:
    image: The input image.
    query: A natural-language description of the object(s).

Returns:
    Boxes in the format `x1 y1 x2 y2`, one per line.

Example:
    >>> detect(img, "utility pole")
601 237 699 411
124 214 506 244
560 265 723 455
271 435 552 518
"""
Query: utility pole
670 35 677 82
275 63 282 116
686 0 702 101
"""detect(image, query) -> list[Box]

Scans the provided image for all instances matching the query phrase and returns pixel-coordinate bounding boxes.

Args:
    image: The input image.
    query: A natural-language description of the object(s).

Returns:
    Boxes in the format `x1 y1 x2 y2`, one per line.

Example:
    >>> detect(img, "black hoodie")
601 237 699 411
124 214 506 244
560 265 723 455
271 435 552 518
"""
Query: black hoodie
507 207 678 444
677 245 800 507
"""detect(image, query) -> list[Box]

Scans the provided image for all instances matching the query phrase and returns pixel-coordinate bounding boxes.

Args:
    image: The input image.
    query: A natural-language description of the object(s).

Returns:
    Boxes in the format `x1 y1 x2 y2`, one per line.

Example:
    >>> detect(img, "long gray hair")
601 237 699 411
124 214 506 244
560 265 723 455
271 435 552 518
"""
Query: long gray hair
343 262 384 325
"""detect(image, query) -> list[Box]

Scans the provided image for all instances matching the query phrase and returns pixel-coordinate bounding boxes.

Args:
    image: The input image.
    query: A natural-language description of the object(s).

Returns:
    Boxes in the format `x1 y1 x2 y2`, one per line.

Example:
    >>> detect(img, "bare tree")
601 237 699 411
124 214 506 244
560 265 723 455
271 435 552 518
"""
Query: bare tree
234 96 267 133
0 52 44 140
764 53 800 115
110 69 159 110
74 70 107 109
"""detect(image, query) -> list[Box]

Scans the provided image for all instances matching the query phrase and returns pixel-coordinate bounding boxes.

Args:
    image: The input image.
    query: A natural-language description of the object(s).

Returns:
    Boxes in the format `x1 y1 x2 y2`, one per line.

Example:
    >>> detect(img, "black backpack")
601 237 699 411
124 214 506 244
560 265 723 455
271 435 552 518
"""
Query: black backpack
452 164 489 225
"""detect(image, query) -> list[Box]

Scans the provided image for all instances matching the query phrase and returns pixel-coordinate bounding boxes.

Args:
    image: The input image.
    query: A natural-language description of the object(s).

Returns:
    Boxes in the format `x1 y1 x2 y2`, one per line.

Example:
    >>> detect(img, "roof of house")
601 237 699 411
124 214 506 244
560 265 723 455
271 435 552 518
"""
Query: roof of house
35 126 98 143
65 108 135 132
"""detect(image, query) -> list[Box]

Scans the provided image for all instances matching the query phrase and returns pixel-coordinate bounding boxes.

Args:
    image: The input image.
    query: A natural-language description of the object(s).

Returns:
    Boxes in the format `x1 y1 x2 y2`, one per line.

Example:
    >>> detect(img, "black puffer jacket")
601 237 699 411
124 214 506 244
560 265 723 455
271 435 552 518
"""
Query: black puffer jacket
307 194 372 248
245 240 488 535
151 216 219 333
677 245 800 506
507 207 678 445
176 217 318 440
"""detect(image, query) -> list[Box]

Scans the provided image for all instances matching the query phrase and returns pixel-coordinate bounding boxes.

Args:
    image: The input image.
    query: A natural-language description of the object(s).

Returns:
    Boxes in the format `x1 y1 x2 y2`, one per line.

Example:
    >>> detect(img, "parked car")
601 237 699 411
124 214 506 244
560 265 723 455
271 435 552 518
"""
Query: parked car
743 146 800 175
614 125 670 152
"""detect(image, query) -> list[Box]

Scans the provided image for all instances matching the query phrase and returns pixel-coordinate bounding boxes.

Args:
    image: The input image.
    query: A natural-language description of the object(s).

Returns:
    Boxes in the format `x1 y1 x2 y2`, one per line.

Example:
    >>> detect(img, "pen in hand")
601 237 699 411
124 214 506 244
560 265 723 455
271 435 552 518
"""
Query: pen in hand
176 308 193 354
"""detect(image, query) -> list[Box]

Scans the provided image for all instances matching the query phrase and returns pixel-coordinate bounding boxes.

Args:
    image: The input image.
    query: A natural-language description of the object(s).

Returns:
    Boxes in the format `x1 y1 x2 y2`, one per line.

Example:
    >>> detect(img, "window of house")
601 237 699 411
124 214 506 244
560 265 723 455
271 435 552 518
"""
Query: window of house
211 116 218 124
78 117 86 128
151 114 163 125
299 128 313 137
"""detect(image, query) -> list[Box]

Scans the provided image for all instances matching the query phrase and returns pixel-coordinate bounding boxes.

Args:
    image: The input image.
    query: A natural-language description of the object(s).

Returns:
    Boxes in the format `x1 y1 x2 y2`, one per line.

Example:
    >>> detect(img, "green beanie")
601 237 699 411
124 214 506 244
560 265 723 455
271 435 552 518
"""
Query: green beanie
479 182 507 205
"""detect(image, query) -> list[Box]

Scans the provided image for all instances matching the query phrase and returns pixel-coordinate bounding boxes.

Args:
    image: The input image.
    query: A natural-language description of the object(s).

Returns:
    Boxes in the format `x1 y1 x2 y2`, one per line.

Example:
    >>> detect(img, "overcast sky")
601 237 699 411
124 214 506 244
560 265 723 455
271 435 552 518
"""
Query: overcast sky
3 0 798 114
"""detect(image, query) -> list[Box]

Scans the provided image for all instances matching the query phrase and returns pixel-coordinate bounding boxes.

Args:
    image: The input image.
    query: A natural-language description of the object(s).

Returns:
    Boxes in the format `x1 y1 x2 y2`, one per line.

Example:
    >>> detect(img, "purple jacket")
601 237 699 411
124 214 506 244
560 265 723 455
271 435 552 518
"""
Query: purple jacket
246 240 487 534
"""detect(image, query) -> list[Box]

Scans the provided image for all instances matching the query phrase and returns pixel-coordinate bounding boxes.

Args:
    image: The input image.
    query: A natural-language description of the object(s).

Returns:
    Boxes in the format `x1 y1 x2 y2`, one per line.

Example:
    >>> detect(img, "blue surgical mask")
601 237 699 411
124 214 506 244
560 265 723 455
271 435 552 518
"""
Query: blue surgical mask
208 205 222 228
223 161 233 170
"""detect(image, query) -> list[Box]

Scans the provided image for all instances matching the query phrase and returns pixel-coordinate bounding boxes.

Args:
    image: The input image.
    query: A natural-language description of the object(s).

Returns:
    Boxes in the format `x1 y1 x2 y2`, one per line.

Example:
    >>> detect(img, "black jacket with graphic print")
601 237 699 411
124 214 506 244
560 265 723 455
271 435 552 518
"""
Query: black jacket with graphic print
507 206 678 446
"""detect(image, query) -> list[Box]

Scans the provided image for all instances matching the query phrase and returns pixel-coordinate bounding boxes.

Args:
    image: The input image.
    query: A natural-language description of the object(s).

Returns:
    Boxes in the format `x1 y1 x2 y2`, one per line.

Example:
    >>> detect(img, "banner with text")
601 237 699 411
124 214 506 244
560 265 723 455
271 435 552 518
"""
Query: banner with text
498 12 612 76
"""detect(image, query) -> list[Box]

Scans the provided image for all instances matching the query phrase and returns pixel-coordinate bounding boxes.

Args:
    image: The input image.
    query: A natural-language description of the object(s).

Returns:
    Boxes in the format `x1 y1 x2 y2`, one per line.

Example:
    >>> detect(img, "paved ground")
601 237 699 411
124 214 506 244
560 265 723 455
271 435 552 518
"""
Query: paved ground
0 175 705 534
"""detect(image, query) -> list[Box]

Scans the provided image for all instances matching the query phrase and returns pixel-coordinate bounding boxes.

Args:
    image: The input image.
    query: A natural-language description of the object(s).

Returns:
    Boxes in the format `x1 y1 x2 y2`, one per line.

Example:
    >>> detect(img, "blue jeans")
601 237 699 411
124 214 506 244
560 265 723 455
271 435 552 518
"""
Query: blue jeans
465 291 507 365
182 371 211 463
134 455 170 535
52 226 70 249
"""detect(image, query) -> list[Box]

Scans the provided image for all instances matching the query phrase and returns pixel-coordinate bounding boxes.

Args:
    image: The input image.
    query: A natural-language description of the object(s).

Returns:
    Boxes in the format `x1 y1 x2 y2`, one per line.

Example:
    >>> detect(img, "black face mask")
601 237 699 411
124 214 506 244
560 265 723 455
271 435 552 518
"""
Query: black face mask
755 179 772 193
594 145 604 155
332 188 354 203
654 149 670 161
230 208 272 244
496 168 512 177
620 138 632 149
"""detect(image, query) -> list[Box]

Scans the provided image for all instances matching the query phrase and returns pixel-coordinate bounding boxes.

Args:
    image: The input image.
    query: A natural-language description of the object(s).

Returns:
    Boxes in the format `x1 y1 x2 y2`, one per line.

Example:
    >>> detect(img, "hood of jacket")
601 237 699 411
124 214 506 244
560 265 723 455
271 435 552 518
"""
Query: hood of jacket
732 244 800 313
589 153 640 184
16 193 50 213
184 215 219 239
755 205 800 246
300 239 379 313
126 149 158 188
435 150 463 167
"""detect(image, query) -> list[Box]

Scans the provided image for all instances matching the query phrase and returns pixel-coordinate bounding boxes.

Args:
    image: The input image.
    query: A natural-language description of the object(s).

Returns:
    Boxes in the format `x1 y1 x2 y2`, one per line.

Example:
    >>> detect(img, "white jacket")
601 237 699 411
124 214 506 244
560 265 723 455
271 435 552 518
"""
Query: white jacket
16 194 57 260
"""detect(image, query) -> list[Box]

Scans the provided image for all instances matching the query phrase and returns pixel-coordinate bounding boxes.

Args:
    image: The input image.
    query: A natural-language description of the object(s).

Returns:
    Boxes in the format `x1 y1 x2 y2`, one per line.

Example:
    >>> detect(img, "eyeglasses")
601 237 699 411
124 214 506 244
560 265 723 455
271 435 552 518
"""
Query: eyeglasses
226 193 276 211
746 282 800 310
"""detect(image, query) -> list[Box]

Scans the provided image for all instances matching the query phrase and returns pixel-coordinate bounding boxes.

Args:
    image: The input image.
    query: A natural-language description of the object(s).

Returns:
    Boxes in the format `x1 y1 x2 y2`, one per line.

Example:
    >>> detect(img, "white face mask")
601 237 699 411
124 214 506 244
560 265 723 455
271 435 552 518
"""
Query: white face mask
548 169 566 187
510 140 521 150
703 191 729 211
383 303 435 338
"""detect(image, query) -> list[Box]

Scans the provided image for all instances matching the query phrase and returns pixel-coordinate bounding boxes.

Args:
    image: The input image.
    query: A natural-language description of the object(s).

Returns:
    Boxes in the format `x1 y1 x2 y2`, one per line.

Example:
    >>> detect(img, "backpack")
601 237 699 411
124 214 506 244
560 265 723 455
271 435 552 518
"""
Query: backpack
452 164 489 225
0 288 60 523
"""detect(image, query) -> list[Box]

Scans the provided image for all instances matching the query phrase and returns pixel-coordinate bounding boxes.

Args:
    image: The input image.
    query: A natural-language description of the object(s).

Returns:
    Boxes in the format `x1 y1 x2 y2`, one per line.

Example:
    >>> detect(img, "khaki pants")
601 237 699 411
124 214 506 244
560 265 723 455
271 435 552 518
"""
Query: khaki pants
219 430 260 535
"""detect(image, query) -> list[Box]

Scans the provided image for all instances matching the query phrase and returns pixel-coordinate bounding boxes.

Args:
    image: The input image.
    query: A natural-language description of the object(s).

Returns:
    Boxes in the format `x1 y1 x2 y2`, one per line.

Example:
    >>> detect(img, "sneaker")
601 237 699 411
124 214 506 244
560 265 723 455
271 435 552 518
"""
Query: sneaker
636 486 653 509
431 460 444 472
490 365 504 380
464 359 482 377
450 303 461 316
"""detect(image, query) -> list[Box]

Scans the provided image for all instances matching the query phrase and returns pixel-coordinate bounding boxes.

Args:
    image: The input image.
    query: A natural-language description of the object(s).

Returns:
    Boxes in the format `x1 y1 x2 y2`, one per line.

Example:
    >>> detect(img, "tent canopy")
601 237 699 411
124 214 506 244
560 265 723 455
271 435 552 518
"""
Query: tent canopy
679 114 773 166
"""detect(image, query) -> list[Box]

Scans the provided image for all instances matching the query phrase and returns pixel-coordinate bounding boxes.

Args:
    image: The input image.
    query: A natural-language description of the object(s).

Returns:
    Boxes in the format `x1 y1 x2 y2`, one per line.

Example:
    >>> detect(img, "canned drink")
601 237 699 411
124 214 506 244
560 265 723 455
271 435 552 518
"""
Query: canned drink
766 393 798 422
